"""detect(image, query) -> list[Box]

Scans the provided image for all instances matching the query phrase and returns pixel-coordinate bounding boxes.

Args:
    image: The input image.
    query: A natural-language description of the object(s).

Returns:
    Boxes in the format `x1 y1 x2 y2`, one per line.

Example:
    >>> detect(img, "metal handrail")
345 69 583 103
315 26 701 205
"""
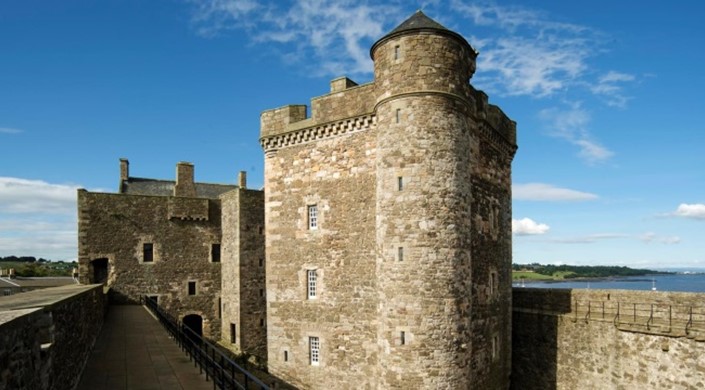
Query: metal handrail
142 296 269 390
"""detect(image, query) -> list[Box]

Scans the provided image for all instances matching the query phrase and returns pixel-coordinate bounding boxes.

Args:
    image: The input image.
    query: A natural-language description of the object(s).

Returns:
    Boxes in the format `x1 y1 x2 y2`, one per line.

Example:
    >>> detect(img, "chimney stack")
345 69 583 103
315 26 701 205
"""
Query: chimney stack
174 162 196 197
120 158 129 181
238 171 247 189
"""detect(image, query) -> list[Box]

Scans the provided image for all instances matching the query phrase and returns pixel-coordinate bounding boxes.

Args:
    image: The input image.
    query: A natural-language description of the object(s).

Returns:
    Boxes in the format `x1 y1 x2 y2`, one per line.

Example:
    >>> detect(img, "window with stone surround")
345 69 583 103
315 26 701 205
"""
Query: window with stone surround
284 350 289 362
489 271 498 296
307 269 317 299
188 281 196 296
398 246 404 262
309 336 320 366
211 243 221 263
143 243 153 262
400 331 406 345
395 108 401 123
230 323 236 343
308 205 318 230
394 45 400 60
398 176 403 191
492 334 499 361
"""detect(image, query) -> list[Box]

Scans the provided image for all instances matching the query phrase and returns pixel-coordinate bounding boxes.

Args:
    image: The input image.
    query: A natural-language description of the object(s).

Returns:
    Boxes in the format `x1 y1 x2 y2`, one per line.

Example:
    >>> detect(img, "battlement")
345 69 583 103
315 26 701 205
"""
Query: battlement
260 77 375 145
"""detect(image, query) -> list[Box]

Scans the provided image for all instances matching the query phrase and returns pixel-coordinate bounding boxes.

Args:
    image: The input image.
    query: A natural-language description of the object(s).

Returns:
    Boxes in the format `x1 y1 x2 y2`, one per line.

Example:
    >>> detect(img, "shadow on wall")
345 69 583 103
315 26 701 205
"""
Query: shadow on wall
510 288 573 390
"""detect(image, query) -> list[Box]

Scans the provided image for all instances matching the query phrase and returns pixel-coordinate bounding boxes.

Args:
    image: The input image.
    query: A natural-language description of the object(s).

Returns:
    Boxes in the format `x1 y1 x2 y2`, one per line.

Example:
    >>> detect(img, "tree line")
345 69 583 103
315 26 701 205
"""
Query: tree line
513 263 669 279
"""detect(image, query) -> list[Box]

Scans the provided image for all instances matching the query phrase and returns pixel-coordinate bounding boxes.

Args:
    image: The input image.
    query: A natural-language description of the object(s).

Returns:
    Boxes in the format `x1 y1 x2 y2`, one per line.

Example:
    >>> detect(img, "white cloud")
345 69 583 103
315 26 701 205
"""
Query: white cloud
513 183 598 201
0 127 23 134
551 233 628 244
590 71 636 108
671 203 705 220
539 104 614 164
512 218 550 236
0 177 80 215
189 0 397 75
639 232 681 244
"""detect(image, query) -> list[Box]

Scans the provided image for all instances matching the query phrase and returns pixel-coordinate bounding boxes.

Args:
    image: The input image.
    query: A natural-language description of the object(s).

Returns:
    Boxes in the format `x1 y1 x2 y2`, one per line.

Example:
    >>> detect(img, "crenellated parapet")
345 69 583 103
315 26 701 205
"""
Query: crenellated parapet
260 113 375 152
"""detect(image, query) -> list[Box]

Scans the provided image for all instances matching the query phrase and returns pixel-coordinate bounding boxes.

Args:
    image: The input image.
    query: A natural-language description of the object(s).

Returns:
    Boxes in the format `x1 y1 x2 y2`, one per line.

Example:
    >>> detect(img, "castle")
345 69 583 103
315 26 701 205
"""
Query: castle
78 11 517 389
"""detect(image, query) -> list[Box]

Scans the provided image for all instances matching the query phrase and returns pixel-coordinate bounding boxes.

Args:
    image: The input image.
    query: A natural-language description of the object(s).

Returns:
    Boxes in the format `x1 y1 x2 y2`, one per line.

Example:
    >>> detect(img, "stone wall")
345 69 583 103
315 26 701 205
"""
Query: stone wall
77 190 222 338
0 284 106 390
512 288 705 389
220 189 266 360
263 126 378 389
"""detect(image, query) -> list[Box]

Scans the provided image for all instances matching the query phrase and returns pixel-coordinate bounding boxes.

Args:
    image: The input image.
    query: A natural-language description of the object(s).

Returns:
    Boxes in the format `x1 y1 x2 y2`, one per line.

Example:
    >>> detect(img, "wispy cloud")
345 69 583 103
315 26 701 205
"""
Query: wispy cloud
189 0 398 75
512 218 550 236
0 177 80 215
513 183 598 201
639 232 681 245
551 233 628 244
539 104 614 164
0 127 23 134
590 71 636 108
668 203 705 220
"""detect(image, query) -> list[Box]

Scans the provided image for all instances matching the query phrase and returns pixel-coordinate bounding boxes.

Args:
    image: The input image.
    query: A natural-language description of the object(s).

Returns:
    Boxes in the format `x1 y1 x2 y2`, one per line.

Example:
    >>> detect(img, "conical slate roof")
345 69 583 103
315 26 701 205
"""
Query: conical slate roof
370 10 474 58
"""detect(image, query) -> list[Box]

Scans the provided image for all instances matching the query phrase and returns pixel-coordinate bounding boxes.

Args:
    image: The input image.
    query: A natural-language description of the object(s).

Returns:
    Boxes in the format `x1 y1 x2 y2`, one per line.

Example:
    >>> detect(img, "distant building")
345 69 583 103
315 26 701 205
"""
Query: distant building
78 11 516 389
77 159 264 341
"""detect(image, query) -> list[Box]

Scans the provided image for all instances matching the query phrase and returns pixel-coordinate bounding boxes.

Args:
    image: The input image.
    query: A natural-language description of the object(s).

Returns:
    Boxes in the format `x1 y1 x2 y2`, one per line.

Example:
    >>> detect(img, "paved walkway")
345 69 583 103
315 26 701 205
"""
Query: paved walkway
77 305 213 390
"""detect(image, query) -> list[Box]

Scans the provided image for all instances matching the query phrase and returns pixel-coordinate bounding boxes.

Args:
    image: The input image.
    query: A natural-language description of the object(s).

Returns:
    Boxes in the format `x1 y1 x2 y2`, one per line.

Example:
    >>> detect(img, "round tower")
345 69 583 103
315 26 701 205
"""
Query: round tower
372 11 480 388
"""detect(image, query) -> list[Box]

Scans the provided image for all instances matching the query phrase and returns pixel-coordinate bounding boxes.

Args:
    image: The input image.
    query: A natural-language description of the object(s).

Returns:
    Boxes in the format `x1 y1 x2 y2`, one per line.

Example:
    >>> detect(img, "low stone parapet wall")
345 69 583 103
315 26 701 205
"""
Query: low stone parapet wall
512 288 705 389
0 284 106 390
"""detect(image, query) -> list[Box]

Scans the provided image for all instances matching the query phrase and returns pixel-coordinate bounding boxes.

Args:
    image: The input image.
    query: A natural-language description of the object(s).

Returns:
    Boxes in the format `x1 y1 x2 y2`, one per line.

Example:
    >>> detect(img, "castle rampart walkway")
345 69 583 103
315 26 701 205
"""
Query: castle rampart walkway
77 304 213 390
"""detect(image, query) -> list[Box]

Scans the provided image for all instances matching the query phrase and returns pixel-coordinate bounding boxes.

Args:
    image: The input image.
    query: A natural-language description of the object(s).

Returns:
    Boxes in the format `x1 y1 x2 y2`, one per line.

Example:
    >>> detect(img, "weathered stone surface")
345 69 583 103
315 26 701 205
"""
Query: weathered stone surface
260 11 516 390
0 285 106 390
513 288 705 390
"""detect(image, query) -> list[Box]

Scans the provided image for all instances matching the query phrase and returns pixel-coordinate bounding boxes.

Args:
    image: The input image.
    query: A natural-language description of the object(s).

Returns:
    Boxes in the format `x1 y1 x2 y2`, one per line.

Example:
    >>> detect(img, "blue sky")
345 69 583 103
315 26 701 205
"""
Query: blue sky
1 0 703 268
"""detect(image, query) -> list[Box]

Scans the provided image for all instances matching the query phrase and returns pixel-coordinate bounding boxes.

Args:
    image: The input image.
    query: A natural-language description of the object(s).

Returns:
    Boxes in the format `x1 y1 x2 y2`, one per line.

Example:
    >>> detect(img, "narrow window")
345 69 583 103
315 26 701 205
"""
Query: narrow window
259 226 263 235
394 45 400 60
492 335 499 360
489 271 498 296
395 108 401 124
400 331 406 345
259 289 264 297
307 269 317 299
188 281 196 296
230 323 236 343
308 205 318 230
259 258 264 267
284 350 289 362
143 243 153 262
260 318 265 327
397 176 403 191
398 247 404 262
218 297 222 318
211 243 221 263
309 336 320 366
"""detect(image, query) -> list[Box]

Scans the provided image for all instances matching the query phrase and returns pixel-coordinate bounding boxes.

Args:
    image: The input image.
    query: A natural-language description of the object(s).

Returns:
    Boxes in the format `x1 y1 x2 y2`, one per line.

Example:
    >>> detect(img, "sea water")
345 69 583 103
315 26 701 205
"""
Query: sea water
514 273 705 293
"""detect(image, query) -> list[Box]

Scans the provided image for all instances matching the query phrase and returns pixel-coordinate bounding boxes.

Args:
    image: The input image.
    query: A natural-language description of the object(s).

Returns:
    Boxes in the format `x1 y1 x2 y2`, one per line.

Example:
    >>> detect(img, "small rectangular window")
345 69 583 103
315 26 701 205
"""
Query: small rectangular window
398 247 404 262
309 336 320 365
395 108 401 123
400 331 406 345
307 269 317 299
211 243 221 262
260 318 265 327
394 45 400 60
259 289 264 297
308 205 318 230
489 271 498 296
230 323 236 343
259 258 264 267
188 281 196 296
492 335 499 360
218 297 222 319
284 350 289 362
398 176 403 191
143 243 153 262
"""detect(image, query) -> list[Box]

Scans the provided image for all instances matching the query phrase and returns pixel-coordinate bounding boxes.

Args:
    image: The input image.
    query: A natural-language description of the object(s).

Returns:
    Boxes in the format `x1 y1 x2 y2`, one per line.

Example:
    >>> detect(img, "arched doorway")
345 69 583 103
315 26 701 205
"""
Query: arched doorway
183 314 203 343
90 258 108 284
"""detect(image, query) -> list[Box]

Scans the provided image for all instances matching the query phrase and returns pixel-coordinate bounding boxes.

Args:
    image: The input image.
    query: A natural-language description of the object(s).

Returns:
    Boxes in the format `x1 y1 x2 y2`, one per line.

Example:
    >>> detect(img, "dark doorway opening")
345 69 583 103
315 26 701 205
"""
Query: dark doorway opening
91 258 108 284
183 314 203 343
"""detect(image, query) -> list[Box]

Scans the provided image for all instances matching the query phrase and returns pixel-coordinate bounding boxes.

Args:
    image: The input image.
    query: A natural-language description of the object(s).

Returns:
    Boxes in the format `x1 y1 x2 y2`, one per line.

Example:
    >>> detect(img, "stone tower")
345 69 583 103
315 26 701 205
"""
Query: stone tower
260 11 516 389
372 13 479 388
